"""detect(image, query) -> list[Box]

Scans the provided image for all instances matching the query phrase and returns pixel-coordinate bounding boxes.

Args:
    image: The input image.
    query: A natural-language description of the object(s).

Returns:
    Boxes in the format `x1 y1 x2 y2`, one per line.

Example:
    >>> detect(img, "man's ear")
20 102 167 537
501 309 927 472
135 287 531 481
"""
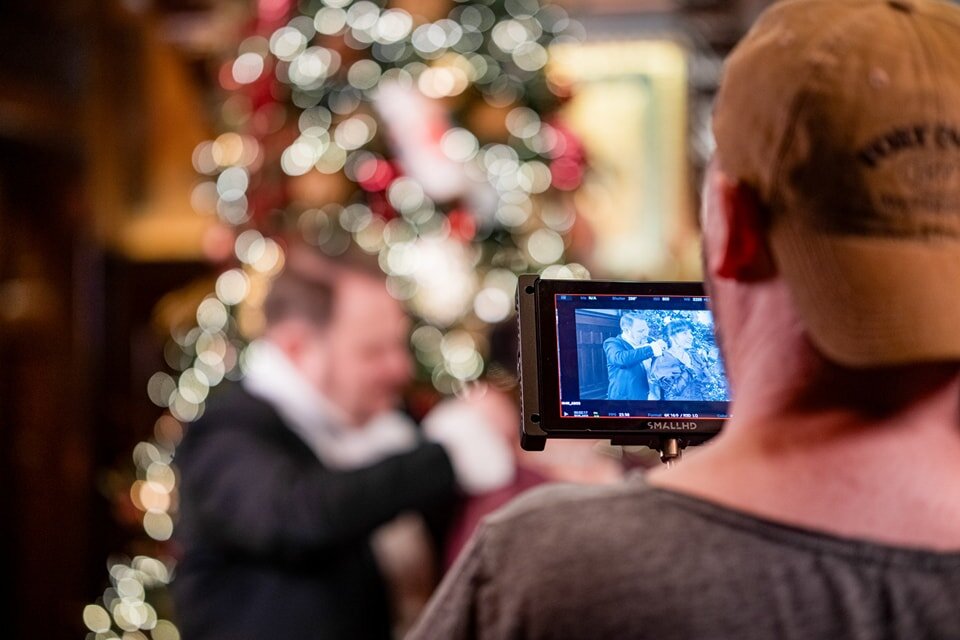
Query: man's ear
710 173 776 282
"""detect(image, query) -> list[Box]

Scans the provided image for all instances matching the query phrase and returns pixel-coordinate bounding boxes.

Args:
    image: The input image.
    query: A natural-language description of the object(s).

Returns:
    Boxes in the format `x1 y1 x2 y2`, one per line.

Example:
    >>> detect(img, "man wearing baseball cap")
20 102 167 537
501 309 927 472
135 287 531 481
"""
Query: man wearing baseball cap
409 0 960 637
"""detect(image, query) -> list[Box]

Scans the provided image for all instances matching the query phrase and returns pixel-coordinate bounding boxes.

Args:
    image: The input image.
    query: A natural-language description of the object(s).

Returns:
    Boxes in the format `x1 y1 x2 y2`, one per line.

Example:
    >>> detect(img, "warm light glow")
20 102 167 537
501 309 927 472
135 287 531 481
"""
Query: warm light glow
154 415 184 449
385 242 416 276
192 142 217 175
440 128 479 163
117 576 145 601
82 604 112 633
235 229 265 263
418 65 469 98
412 20 463 55
346 1 379 29
334 115 377 150
133 556 172 586
143 512 174 541
269 26 307 61
197 299 229 333
491 19 530 53
215 269 250 306
315 143 347 173
138 481 171 514
384 275 417 301
495 190 532 227
340 203 373 233
147 372 176 408
299 106 332 136
211 133 245 167
132 442 164 471
388 178 428 215
289 47 338 88
195 357 227 387
382 218 417 246
217 195 250 225
524 123 559 154
506 107 540 138
314 7 346 35
250 238 285 275
168 392 201 422
232 52 265 85
540 263 590 279
526 228 565 264
407 237 478 327
474 287 513 323
152 620 181 640
113 600 152 632
374 9 413 43
190 181 218 216
354 217 386 253
146 462 176 493
216 166 249 201
512 41 548 71
282 135 326 176
440 330 483 381
519 160 552 193
458 5 495 31
348 59 382 90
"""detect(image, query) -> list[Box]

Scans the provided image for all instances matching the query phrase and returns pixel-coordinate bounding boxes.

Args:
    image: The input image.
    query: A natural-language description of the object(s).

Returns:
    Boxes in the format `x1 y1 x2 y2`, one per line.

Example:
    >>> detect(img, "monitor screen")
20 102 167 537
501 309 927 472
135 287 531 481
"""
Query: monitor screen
554 292 730 422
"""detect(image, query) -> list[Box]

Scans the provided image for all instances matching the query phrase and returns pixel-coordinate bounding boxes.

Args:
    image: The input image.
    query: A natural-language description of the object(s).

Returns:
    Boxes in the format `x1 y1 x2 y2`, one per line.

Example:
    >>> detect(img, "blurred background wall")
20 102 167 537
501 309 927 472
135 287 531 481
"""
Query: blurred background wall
0 0 774 636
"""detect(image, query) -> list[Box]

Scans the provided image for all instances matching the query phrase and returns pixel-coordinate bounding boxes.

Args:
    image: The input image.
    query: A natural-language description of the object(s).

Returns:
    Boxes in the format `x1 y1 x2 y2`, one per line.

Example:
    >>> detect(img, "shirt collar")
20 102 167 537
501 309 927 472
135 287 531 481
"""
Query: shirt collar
241 339 418 469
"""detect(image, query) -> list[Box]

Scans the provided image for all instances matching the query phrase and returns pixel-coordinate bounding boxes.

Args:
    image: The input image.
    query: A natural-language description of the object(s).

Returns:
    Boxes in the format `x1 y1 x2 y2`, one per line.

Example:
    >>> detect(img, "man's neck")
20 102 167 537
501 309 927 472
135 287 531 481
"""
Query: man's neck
649 367 960 550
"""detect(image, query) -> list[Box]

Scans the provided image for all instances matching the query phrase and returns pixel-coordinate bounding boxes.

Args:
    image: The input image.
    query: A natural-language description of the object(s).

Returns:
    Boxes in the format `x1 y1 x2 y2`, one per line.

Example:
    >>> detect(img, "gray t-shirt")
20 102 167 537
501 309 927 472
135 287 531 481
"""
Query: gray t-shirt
409 474 960 639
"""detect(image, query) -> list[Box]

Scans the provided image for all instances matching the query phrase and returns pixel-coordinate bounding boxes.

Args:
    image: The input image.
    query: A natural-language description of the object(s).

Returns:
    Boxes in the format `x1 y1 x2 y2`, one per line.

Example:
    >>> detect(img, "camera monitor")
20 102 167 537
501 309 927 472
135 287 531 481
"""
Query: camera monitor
517 275 731 452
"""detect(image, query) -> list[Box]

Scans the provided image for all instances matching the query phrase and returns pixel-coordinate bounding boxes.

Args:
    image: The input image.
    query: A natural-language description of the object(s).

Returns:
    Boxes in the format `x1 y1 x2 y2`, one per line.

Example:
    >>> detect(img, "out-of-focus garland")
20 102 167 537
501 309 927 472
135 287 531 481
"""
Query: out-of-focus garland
84 0 586 637
188 0 589 393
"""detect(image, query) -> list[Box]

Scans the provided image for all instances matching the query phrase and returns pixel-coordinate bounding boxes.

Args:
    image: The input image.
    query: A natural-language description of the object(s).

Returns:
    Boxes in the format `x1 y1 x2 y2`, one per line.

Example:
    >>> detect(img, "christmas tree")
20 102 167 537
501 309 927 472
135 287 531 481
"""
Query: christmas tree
84 0 584 636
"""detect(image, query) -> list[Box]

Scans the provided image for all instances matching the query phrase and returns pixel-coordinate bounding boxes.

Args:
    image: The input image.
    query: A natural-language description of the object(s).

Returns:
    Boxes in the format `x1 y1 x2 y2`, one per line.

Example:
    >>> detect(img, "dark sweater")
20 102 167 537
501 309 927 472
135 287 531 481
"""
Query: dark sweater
172 384 456 640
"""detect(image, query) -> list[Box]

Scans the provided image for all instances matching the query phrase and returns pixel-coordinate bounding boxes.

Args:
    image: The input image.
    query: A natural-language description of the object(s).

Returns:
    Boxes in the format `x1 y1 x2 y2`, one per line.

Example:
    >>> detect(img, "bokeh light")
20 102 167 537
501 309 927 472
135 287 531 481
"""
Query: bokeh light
90 3 587 634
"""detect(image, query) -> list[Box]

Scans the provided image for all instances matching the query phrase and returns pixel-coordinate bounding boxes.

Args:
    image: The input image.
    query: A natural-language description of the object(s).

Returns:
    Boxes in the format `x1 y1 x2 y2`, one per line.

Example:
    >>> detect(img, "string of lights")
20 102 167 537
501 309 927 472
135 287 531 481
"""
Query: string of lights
85 0 584 636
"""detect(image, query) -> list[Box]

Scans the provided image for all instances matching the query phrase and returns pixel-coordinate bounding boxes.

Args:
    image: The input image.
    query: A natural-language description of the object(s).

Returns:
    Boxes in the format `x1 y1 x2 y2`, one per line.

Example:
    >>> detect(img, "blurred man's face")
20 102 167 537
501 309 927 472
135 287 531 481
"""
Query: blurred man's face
626 319 650 345
319 275 412 426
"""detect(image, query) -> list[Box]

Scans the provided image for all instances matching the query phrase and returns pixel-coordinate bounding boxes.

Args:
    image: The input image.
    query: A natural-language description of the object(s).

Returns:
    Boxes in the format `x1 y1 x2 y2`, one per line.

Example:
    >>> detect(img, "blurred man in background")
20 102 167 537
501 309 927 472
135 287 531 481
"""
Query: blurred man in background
409 0 960 637
172 245 511 639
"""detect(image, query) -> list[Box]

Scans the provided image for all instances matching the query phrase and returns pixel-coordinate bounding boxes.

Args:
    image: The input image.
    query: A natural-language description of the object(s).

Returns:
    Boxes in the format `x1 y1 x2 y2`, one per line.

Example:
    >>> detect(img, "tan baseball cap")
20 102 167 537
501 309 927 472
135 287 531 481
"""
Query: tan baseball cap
713 0 960 367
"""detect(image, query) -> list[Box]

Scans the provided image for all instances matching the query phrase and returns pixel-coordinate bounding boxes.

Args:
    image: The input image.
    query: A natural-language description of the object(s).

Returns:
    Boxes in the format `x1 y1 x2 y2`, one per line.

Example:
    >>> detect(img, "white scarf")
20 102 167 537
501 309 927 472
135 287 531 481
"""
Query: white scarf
241 339 419 470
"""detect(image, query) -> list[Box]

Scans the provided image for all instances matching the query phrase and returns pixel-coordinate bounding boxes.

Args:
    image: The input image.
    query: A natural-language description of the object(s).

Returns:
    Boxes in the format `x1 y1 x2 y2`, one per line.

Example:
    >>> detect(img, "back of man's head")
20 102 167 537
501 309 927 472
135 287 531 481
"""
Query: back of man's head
263 269 334 330
620 311 645 332
712 0 960 368
262 243 385 331
259 243 412 424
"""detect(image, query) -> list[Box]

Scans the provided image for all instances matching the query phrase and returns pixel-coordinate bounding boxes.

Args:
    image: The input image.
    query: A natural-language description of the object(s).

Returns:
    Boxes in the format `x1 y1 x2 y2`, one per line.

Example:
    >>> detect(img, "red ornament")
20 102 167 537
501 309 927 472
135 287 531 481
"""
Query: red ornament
447 208 476 242
356 157 396 192
550 157 583 191
367 191 397 220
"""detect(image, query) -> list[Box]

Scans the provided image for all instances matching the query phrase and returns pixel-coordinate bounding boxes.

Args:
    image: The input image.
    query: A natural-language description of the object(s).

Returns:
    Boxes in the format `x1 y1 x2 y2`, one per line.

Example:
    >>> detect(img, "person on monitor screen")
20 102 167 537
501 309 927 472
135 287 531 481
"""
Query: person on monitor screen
649 319 711 401
408 1 960 637
602 312 667 401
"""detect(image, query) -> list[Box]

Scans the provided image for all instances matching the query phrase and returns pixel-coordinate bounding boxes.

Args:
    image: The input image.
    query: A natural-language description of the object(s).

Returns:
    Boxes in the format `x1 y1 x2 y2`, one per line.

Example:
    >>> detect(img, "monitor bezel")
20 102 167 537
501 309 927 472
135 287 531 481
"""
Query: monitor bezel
518 276 728 450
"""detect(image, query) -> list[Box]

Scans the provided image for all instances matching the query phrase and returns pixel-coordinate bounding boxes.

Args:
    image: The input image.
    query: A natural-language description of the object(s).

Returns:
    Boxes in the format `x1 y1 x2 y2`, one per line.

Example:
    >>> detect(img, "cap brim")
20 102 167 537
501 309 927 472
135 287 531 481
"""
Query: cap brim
771 219 960 367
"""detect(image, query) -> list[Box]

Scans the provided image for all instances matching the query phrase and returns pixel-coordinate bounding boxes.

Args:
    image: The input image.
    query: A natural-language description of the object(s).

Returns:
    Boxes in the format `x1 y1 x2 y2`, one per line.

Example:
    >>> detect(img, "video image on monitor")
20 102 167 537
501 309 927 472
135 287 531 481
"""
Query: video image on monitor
554 294 730 420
